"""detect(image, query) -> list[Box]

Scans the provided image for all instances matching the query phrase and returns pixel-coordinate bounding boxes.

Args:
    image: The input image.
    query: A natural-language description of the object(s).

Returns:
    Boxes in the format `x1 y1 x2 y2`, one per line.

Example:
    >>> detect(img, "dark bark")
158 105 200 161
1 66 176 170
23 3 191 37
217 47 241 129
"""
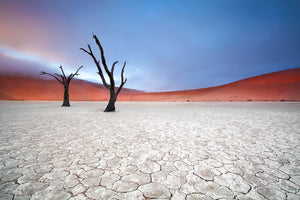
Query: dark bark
81 34 127 112
40 65 83 107
62 85 70 106
105 95 116 112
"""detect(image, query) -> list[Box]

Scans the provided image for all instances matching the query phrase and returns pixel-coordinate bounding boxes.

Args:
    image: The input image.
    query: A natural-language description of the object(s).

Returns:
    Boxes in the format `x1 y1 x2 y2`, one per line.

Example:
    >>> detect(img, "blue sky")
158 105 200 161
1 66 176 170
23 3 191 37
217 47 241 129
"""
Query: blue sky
0 0 299 91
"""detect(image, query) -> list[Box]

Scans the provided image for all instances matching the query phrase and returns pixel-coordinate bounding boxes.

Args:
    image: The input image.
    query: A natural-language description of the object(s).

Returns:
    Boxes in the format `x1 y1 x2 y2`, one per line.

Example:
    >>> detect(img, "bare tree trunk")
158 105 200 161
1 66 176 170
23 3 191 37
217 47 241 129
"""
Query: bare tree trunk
105 91 116 112
40 66 83 107
81 34 127 112
62 85 70 107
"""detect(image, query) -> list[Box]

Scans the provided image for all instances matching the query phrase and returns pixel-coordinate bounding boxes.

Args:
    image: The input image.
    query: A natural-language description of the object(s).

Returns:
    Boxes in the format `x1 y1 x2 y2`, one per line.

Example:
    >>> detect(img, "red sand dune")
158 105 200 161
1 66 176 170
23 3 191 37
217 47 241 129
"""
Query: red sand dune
0 68 300 101
123 68 300 102
0 76 140 101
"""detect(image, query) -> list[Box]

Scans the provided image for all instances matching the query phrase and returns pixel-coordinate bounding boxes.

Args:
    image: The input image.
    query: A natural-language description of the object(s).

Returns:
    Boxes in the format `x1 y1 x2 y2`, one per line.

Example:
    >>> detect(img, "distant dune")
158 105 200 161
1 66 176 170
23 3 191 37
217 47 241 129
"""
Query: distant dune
0 68 299 101
0 76 141 101
123 68 300 102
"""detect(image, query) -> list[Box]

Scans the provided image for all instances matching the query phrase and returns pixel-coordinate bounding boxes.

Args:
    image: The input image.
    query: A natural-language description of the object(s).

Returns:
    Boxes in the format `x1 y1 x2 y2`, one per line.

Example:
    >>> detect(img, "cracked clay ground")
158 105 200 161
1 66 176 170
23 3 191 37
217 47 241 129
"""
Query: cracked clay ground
0 101 300 200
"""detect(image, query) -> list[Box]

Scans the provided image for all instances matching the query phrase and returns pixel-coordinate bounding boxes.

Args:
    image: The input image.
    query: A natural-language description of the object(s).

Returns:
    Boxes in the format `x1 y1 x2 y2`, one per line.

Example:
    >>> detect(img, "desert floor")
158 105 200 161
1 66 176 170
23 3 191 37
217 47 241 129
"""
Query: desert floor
0 101 300 200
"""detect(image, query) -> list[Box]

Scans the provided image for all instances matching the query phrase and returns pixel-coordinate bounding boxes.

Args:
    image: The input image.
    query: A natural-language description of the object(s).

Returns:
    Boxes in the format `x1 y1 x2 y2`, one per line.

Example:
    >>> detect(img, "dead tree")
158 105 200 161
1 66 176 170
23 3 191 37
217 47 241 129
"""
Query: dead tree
81 34 127 112
40 65 83 106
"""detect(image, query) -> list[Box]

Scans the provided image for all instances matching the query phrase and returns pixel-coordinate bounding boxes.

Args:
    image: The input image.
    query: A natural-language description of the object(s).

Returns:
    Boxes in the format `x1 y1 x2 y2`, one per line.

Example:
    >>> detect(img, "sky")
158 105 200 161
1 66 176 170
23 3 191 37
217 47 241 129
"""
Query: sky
0 0 300 92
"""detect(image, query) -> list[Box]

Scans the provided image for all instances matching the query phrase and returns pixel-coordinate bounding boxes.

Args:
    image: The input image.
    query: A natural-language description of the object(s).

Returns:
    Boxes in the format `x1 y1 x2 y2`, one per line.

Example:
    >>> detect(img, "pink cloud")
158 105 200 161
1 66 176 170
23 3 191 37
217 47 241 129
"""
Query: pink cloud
0 1 74 66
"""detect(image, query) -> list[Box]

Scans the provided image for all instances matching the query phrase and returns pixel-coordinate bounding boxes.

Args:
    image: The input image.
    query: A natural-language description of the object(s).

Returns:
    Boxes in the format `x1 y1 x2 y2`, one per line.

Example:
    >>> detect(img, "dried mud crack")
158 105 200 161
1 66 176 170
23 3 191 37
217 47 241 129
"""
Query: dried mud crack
0 101 300 199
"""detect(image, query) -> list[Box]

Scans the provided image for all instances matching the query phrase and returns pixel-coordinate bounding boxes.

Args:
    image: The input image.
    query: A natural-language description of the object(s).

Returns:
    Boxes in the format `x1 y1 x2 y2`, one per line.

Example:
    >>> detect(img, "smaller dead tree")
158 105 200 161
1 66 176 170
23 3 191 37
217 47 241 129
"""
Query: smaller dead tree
40 65 83 106
81 34 127 112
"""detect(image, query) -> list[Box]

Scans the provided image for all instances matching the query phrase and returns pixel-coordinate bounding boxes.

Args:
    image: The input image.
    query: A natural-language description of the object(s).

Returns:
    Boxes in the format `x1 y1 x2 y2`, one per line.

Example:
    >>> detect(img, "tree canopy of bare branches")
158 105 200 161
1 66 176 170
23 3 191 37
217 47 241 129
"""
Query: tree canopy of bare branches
40 65 83 106
81 34 127 112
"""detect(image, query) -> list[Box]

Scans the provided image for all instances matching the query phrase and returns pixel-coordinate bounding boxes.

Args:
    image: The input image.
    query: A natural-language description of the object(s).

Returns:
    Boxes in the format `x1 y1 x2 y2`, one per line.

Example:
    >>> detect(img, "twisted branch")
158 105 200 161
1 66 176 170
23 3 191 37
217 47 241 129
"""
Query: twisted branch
40 66 83 85
68 66 83 81
81 34 127 95
116 61 127 96
40 71 63 84
80 45 110 89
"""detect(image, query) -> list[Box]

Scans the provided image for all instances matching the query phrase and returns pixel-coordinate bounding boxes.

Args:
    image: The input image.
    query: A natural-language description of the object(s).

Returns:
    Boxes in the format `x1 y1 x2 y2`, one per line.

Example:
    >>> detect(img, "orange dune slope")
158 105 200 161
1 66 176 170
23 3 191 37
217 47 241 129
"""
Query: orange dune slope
0 68 299 101
0 76 140 101
126 68 300 102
